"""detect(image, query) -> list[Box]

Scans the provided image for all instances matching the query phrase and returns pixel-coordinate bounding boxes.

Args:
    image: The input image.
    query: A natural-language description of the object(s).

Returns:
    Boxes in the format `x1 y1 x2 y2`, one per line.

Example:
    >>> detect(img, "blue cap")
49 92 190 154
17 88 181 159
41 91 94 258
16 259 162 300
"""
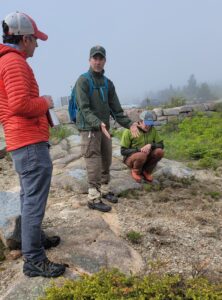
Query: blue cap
139 111 154 126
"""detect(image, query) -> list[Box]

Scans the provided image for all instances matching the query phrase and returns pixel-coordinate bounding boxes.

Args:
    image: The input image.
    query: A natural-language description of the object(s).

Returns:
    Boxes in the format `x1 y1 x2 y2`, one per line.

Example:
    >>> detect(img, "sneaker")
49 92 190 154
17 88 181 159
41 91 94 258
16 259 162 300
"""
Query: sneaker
88 200 112 212
23 257 66 278
103 192 118 203
43 235 60 249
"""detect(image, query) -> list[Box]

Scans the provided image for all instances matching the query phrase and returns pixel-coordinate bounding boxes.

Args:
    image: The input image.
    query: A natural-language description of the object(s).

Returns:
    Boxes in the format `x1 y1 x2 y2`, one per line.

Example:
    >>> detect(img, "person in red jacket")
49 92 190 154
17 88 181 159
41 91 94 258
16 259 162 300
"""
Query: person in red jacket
0 12 66 277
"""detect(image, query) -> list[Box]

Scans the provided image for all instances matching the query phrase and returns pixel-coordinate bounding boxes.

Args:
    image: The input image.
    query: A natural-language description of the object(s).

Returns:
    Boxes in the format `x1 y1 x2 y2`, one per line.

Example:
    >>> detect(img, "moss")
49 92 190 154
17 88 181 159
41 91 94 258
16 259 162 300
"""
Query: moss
39 268 222 300
119 189 141 199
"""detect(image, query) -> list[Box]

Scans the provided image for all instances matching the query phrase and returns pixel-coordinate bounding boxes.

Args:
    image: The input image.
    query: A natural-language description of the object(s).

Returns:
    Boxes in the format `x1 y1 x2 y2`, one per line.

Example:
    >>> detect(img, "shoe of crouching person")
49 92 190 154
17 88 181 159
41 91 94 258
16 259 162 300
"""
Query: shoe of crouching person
131 169 143 183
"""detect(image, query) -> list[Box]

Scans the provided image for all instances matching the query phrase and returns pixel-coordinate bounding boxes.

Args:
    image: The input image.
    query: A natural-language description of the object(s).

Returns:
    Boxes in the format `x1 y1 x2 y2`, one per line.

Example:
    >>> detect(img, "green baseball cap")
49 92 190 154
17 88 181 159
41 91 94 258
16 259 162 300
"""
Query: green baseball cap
90 45 106 58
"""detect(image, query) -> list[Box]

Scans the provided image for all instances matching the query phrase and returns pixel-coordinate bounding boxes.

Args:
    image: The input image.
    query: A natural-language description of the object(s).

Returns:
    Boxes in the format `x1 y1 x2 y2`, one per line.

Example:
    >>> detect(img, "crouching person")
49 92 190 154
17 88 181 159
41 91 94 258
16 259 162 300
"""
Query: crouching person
120 111 164 183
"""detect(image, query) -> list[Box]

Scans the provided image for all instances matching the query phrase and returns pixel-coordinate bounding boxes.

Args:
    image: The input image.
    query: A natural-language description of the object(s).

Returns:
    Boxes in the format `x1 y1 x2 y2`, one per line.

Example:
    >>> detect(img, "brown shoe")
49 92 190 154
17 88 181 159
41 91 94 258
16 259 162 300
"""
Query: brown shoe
131 169 142 183
143 171 153 182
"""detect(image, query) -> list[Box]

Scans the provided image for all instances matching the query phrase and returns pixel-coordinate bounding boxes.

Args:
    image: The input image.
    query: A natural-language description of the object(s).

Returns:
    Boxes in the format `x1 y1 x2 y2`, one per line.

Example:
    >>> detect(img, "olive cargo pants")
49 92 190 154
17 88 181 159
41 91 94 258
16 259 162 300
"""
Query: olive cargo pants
80 131 112 190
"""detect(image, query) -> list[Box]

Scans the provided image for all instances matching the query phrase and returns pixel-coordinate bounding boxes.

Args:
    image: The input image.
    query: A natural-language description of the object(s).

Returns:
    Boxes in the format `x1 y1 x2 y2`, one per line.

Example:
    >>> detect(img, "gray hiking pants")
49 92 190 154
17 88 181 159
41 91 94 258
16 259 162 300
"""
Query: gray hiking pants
11 142 52 262
80 131 112 190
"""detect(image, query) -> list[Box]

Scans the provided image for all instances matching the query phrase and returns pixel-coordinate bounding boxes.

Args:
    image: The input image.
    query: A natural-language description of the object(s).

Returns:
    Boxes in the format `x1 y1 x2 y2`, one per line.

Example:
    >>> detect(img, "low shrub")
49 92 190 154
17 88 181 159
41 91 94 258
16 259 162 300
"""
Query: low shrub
39 268 222 300
205 191 221 200
126 230 143 244
49 125 73 143
161 112 222 169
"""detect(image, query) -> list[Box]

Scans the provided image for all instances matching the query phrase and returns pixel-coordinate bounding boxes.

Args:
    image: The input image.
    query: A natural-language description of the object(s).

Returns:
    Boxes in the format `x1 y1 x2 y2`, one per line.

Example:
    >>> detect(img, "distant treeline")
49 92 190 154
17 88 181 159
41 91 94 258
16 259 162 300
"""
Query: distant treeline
141 74 222 107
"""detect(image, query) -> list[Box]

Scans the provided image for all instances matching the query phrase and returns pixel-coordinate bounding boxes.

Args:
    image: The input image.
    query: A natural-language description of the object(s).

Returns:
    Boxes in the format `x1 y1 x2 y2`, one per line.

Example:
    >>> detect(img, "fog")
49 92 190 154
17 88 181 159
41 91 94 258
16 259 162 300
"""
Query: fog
1 0 222 105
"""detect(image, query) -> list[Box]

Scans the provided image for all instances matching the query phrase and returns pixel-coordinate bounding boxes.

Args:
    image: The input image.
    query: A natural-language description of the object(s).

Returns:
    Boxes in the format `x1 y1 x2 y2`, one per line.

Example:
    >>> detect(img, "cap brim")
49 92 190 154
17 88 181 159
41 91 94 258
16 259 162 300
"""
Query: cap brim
144 121 154 126
35 30 48 41
91 51 105 57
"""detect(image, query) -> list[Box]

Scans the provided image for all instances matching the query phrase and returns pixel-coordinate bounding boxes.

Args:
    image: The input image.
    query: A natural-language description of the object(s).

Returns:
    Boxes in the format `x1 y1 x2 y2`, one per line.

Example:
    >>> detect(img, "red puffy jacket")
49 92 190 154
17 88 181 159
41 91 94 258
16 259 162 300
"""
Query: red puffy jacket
0 44 49 151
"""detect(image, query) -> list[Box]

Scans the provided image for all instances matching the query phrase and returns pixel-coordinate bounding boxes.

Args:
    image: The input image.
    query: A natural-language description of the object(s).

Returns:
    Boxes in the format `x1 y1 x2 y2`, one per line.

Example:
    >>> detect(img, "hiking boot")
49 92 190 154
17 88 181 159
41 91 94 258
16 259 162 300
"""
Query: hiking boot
88 200 112 212
43 235 60 250
143 171 153 182
131 169 142 183
23 257 66 278
102 192 118 203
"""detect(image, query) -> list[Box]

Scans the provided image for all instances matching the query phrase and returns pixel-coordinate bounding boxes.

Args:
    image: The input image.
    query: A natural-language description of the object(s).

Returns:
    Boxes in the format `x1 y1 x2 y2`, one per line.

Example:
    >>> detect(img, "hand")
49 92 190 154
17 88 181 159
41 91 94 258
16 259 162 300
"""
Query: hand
140 144 152 153
43 95 54 109
101 122 111 139
130 122 140 138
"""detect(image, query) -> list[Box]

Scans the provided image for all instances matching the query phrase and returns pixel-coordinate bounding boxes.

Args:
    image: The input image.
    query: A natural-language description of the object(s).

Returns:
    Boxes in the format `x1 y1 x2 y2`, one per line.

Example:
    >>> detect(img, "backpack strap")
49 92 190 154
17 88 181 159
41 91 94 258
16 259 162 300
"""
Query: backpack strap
81 72 94 97
81 72 108 101
99 76 108 102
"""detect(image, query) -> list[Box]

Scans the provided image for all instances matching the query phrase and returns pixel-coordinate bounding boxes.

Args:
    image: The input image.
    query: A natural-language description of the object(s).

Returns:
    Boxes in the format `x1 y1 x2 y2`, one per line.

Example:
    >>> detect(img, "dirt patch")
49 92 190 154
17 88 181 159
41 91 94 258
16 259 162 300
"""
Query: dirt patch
116 179 222 280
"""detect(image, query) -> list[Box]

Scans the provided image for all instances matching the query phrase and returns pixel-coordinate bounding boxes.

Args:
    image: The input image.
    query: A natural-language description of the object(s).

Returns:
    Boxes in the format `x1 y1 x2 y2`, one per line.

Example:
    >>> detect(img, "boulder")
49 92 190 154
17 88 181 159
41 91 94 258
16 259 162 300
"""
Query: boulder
179 106 193 113
152 108 163 117
163 108 180 116
125 108 143 122
50 144 68 161
154 158 195 182
0 192 21 249
55 106 70 124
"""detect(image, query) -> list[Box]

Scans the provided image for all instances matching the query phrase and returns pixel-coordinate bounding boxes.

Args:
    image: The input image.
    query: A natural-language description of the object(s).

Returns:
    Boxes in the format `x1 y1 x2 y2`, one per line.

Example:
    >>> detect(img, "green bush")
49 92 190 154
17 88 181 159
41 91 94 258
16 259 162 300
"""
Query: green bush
49 125 73 143
161 112 222 169
39 269 222 300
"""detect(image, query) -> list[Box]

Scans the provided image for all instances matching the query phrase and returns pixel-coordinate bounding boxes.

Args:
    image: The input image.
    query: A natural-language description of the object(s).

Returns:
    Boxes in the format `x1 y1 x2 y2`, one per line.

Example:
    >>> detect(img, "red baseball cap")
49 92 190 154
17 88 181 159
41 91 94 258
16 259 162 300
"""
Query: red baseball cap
3 12 48 41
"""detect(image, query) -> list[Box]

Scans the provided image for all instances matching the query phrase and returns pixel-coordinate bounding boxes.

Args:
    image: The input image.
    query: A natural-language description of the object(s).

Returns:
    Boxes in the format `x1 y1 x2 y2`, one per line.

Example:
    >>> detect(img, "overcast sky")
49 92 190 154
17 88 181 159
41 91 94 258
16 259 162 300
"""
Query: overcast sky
1 0 222 105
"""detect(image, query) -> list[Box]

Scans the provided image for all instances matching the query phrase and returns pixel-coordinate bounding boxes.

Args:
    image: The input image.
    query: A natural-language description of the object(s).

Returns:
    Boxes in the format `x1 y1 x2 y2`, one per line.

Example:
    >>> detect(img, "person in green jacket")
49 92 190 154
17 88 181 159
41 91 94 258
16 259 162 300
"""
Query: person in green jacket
75 45 139 212
120 111 164 183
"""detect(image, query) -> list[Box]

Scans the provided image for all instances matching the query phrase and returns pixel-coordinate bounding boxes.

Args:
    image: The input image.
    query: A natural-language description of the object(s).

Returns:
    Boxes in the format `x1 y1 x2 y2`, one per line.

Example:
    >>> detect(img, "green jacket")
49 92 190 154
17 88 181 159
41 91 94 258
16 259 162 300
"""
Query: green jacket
121 127 162 149
120 127 164 160
75 68 133 131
